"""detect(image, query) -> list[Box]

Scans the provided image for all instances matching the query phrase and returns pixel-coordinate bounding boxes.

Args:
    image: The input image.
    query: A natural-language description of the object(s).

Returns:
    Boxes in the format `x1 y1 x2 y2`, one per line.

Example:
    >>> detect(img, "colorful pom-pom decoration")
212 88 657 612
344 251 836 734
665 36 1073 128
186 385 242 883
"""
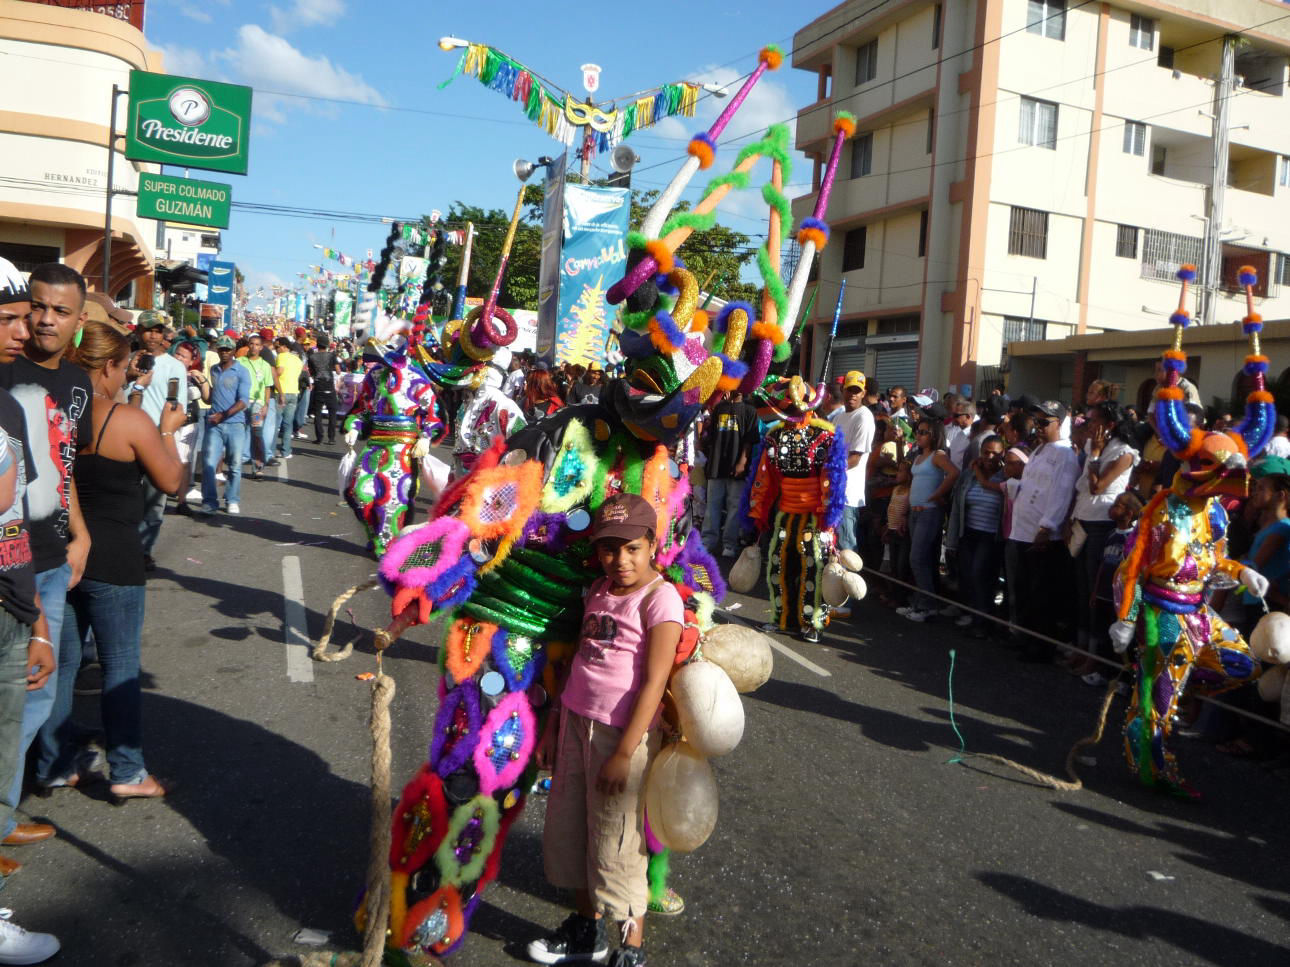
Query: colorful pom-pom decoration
647 312 687 353
1250 390 1276 404
1168 311 1190 327
759 45 783 70
689 309 710 333
1238 266 1259 287
1176 264 1197 282
832 112 857 139
644 240 675 276
1156 386 1185 402
797 216 830 251
688 134 716 170
1161 356 1186 374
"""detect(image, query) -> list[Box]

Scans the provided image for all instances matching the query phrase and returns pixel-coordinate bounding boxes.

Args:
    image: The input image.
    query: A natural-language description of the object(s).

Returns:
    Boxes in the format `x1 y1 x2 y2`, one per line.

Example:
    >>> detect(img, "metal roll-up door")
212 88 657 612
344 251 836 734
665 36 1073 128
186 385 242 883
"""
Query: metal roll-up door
874 346 918 391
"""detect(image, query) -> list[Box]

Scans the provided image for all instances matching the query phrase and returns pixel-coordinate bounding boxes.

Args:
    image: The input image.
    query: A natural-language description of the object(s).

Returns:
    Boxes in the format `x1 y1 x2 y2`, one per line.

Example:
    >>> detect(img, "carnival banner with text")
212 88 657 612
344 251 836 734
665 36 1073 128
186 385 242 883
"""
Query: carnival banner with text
555 184 630 366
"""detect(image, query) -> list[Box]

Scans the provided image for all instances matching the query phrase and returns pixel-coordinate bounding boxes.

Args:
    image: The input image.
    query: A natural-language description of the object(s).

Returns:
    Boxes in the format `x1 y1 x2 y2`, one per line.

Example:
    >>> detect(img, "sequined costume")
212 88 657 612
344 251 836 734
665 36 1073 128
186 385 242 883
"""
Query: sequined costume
342 329 444 556
1111 264 1272 796
451 352 526 477
746 396 846 635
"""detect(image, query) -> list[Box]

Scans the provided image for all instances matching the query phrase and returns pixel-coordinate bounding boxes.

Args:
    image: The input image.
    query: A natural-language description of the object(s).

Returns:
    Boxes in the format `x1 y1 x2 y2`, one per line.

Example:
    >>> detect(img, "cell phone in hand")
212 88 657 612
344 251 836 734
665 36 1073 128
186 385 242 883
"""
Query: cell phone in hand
167 378 181 403
135 352 154 374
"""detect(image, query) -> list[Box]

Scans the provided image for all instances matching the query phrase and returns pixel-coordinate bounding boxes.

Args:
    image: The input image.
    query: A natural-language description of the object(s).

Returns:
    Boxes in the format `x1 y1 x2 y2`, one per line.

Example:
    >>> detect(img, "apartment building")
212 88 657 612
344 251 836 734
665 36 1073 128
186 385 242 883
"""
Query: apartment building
791 0 1290 400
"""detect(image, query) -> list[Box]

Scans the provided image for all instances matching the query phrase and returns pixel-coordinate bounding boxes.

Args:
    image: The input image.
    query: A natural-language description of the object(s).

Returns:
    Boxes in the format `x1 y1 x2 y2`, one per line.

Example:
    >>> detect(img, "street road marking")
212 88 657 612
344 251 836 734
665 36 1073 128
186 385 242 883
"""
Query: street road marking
277 458 289 482
766 637 831 677
282 555 314 683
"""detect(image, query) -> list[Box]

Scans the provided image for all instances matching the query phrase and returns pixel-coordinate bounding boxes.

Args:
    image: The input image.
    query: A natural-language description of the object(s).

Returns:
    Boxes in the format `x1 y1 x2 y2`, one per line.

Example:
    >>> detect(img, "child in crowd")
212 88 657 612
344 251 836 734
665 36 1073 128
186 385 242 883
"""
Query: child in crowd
530 493 684 967
1086 491 1144 687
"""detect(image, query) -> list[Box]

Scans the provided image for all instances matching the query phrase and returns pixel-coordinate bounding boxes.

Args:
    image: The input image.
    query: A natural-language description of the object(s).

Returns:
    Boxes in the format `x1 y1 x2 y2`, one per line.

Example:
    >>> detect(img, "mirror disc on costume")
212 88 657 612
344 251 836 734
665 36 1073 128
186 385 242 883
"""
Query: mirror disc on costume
501 449 528 465
668 459 680 478
566 509 591 531
479 671 506 697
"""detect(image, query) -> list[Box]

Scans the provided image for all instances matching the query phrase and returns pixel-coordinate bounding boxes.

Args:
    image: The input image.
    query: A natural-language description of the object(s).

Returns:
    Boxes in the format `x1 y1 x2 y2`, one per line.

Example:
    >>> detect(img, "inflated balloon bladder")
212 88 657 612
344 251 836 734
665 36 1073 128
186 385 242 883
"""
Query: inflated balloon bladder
837 548 863 573
728 545 761 594
671 660 744 757
644 741 719 853
842 570 867 601
821 561 849 607
699 624 773 693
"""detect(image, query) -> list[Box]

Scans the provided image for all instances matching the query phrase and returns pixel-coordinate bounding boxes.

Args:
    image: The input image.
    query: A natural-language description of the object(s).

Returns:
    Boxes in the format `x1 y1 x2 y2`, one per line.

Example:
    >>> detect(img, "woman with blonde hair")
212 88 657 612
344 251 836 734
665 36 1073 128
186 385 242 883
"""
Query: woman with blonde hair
36 321 185 803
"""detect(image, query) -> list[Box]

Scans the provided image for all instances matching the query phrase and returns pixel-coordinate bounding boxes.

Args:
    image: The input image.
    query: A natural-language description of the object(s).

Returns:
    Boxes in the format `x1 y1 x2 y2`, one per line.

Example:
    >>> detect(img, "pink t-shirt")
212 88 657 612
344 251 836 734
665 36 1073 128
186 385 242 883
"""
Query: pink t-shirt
561 576 684 728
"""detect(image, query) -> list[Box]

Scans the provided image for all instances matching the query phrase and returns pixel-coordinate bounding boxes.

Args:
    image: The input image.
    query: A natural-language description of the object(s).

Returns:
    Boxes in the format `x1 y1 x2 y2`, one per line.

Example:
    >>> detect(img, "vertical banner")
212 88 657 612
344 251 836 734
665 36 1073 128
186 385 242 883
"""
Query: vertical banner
536 152 567 358
333 290 353 338
294 291 307 323
207 260 235 311
397 255 428 317
555 184 630 366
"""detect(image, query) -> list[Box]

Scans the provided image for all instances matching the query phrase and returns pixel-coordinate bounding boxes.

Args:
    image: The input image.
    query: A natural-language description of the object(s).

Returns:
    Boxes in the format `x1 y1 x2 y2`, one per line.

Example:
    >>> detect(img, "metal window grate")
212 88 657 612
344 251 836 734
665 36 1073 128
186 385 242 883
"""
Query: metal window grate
1139 229 1202 281
1115 225 1138 259
1003 317 1047 343
1008 207 1048 259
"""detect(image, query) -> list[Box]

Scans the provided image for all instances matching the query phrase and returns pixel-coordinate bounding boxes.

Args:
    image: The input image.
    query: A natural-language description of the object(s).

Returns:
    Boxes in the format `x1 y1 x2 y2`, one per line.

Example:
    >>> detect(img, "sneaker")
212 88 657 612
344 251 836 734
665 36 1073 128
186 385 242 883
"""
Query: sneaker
185 487 202 502
607 947 646 967
758 622 781 635
215 472 227 483
954 614 973 628
938 605 962 618
284 454 294 460
526 913 608 965
227 503 241 515
895 606 914 617
799 627 820 643
0 909 60 964
904 609 931 623
295 431 309 440
646 887 685 917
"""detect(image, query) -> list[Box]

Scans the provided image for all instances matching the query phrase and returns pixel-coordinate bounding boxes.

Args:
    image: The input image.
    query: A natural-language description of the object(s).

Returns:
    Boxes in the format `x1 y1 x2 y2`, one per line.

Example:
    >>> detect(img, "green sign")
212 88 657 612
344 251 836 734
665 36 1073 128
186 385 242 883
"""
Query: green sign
125 71 252 175
136 173 231 229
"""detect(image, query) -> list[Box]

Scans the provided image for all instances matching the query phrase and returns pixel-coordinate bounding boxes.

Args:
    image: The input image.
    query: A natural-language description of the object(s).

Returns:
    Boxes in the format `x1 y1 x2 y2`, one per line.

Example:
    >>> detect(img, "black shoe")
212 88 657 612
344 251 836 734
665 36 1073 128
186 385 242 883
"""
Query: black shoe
799 627 820 644
526 913 608 965
265 458 280 468
143 554 157 572
608 947 647 967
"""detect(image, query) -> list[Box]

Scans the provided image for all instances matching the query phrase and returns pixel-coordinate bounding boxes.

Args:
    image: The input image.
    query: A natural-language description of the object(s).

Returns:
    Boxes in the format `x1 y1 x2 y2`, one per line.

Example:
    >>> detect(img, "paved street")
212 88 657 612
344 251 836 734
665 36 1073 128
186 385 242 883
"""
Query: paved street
3 441 1286 967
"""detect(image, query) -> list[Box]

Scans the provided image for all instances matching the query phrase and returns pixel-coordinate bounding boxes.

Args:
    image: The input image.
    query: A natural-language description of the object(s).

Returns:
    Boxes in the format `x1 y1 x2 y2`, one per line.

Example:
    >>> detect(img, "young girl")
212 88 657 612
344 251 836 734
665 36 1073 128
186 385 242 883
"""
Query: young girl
530 492 684 967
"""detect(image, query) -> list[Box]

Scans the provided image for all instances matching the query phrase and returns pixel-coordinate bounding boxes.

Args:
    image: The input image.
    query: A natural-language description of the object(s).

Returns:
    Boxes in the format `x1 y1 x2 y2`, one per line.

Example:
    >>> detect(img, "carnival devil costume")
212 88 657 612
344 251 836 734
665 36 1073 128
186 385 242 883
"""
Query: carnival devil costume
1110 266 1271 797
744 376 845 641
450 347 526 476
338 49 857 959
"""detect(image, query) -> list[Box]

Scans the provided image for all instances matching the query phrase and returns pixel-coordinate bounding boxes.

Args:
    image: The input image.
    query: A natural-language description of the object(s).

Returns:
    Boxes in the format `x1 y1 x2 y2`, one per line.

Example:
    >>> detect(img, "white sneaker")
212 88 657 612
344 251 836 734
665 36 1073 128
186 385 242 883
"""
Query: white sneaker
0 910 60 964
284 454 294 460
185 487 202 502
938 604 961 618
215 472 227 482
295 431 308 439
904 609 931 622
227 503 240 515
895 606 915 617
955 614 973 628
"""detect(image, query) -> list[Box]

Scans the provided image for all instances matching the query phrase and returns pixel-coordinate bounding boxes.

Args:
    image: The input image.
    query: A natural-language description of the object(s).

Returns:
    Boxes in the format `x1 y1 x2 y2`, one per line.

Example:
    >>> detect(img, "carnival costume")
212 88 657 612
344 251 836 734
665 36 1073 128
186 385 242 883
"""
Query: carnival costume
450 348 526 476
341 314 445 557
343 49 856 959
745 377 845 635
1111 266 1271 796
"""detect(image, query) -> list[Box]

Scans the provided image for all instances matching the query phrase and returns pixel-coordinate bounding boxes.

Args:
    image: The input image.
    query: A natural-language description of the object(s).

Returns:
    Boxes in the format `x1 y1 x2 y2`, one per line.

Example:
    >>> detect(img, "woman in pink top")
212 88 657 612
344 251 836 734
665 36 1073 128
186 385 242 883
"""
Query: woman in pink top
530 492 683 967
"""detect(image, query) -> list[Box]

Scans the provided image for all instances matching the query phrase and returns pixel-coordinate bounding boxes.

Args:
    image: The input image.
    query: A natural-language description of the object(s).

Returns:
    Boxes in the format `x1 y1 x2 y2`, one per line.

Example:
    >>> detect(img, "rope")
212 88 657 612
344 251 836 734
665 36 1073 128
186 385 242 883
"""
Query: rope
312 579 380 662
361 672 396 967
865 565 1290 735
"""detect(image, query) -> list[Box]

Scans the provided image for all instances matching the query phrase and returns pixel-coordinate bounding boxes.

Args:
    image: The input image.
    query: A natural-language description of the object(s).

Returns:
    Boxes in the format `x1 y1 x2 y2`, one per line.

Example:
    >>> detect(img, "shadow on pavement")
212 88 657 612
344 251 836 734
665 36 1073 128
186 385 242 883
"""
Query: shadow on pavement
975 871 1289 966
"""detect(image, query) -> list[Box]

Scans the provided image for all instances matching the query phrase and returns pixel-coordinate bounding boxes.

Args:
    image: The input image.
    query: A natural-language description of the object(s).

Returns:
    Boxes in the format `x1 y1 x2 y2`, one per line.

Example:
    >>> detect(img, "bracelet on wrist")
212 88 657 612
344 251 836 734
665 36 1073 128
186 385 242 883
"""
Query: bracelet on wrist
29 635 52 648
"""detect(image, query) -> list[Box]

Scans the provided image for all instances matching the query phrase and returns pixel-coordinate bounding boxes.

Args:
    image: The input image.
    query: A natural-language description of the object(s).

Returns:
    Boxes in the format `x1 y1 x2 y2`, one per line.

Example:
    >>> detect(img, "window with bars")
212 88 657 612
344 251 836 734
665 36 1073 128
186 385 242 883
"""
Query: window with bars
1139 229 1202 281
1116 225 1138 259
850 133 873 178
1027 0 1066 40
1019 97 1057 149
1003 317 1048 343
1008 207 1049 259
842 227 867 272
1129 14 1154 50
855 38 878 86
1123 120 1146 156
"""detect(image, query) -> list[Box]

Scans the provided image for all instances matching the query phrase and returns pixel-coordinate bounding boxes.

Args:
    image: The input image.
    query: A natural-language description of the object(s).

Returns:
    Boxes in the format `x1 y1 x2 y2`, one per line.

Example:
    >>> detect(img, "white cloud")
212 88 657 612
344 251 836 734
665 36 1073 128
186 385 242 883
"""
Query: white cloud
156 42 210 78
269 0 346 33
221 25 385 122
176 3 212 24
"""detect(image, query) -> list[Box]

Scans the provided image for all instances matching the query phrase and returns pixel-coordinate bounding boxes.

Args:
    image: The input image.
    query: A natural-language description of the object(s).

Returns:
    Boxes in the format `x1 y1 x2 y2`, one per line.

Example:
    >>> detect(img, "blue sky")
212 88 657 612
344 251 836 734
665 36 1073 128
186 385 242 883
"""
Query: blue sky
145 0 824 302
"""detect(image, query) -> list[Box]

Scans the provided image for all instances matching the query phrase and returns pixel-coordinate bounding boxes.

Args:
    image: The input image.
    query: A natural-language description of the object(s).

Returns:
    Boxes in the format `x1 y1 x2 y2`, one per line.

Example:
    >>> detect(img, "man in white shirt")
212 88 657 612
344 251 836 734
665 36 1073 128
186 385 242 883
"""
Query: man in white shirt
1264 415 1290 458
130 310 189 566
829 371 875 554
946 400 975 469
1007 399 1080 661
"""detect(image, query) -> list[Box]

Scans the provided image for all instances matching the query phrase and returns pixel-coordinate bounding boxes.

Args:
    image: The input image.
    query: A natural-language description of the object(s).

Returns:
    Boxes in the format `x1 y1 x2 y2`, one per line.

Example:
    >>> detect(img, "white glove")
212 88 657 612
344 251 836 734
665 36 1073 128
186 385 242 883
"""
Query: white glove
1240 567 1270 601
344 428 358 449
1109 620 1136 654
411 437 430 459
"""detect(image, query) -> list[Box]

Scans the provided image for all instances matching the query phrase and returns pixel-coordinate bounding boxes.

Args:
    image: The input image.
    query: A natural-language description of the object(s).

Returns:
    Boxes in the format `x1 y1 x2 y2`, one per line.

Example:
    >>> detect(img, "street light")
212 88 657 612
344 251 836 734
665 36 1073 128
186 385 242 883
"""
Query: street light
438 36 469 51
513 156 554 182
702 82 730 98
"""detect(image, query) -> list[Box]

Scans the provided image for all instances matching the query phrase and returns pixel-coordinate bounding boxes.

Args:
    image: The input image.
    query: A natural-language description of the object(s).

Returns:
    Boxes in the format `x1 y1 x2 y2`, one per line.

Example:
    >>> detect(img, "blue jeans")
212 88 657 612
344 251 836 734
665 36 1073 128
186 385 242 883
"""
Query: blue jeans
0 606 33 839
909 506 945 611
276 394 298 457
261 396 279 461
202 419 246 510
701 477 746 556
836 505 861 553
138 478 166 555
37 580 147 785
2 563 69 835
295 387 311 431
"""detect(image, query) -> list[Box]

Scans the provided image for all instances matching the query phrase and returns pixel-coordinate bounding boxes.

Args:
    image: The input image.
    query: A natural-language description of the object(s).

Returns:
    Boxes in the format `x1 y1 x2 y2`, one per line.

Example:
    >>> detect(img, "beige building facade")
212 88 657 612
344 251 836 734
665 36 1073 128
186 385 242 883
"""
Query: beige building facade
792 0 1290 399
0 0 163 304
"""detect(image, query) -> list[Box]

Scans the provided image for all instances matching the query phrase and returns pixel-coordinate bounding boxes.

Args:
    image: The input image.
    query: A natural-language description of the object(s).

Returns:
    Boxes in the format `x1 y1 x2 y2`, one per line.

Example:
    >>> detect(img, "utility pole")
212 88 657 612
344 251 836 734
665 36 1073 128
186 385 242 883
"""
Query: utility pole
102 85 129 296
1203 36 1236 326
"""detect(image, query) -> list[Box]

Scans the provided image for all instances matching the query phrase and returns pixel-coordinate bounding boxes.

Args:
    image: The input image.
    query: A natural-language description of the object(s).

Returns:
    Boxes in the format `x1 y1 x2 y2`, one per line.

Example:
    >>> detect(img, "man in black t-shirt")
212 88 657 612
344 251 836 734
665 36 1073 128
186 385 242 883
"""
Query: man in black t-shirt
701 390 759 558
307 333 341 444
0 259 61 956
0 263 91 850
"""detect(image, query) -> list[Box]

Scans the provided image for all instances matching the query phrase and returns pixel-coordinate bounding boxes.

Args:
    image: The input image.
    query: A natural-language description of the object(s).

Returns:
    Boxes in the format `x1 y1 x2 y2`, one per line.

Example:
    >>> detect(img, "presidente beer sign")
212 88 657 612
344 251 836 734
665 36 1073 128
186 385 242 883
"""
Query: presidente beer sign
125 71 252 175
